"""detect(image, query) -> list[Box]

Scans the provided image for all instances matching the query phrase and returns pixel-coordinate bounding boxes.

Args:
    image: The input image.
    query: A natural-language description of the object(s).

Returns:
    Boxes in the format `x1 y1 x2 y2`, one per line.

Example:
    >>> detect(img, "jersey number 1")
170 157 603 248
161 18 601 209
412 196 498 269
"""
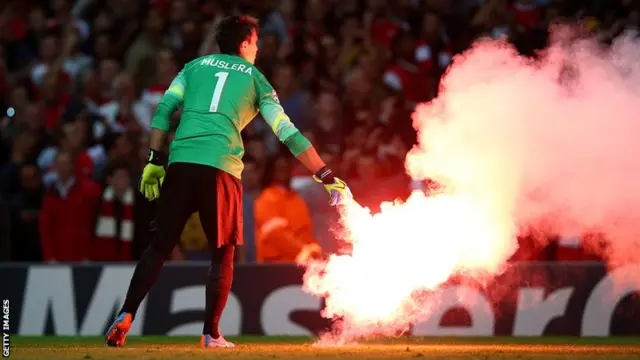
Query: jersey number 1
209 72 229 112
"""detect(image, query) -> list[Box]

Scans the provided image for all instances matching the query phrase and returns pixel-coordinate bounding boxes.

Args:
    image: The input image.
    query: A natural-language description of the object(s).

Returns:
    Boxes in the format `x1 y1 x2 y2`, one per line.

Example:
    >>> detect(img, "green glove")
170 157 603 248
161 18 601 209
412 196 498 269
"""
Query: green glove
139 149 166 201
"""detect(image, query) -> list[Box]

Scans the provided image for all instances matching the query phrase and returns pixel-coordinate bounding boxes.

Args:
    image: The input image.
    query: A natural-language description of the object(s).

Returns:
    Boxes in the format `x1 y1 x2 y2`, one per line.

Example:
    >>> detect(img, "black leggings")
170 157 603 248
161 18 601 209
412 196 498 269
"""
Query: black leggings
120 163 239 337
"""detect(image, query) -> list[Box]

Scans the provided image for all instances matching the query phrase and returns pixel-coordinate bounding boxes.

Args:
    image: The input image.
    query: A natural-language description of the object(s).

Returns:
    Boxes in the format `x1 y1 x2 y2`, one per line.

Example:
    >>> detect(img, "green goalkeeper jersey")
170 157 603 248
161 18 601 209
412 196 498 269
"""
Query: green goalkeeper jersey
151 54 311 179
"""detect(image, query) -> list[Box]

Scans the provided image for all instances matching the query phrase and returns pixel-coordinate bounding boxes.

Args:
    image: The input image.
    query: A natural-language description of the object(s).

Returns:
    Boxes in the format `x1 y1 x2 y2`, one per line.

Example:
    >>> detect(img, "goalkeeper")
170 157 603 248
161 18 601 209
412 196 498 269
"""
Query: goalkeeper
105 15 352 349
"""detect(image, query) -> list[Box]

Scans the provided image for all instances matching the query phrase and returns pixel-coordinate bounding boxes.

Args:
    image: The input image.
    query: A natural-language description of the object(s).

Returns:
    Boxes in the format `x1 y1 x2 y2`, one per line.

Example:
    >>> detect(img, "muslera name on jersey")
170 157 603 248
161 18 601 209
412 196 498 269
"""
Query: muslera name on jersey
200 58 253 75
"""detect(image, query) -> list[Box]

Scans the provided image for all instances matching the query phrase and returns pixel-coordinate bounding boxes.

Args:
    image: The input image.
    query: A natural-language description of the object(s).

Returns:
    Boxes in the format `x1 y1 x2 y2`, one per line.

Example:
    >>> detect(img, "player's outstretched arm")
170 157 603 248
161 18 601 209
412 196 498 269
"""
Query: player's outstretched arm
255 74 352 206
149 68 187 145
139 69 186 200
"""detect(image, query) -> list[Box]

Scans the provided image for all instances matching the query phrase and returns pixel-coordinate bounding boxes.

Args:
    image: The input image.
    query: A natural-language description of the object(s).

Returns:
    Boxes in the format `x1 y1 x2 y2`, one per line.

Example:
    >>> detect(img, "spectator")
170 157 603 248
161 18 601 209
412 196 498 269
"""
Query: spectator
244 135 268 168
21 104 49 151
91 8 113 36
9 163 43 262
255 32 280 80
38 119 107 186
197 10 224 57
315 35 342 93
241 155 264 263
271 62 312 130
107 0 142 58
254 153 322 263
91 32 114 64
175 19 203 66
47 0 91 42
294 0 328 43
2 107 47 164
124 8 170 79
377 131 409 175
140 49 177 112
383 30 432 108
0 131 37 197
1 0 627 264
256 1 289 43
3 6 47 73
472 0 512 39
57 25 92 81
338 12 371 70
340 125 370 177
277 0 297 30
106 132 137 170
92 161 135 261
511 0 541 31
368 0 413 48
98 73 152 134
416 11 453 76
38 150 101 262
167 0 190 52
81 71 103 114
83 58 120 114
309 91 344 155
30 33 66 88
342 68 380 131
39 69 72 133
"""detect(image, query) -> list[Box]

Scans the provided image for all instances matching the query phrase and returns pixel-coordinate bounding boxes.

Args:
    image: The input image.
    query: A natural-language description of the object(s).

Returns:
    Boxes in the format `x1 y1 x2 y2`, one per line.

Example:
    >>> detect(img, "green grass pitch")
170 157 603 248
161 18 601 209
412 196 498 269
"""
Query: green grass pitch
10 336 640 359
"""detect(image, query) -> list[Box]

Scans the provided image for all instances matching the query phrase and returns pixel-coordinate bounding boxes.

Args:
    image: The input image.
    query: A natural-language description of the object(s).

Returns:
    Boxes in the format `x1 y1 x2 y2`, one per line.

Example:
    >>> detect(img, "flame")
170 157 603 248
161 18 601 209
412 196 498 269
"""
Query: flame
303 188 518 341
302 28 640 343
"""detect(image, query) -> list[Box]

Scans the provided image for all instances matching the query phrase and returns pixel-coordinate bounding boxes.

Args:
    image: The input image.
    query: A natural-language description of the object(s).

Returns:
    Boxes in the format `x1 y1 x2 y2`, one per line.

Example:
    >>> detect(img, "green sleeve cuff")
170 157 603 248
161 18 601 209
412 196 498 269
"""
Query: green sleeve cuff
151 108 170 131
284 131 312 156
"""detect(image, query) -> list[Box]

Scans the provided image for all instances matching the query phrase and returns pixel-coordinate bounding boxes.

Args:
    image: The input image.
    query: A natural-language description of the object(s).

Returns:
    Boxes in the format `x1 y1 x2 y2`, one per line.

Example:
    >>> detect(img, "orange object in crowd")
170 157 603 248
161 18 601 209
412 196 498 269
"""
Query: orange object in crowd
254 185 320 263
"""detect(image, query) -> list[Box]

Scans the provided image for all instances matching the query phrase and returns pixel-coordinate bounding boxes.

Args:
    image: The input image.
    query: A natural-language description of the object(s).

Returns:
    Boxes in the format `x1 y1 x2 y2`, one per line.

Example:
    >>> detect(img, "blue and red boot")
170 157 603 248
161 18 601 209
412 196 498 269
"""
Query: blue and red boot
105 312 132 347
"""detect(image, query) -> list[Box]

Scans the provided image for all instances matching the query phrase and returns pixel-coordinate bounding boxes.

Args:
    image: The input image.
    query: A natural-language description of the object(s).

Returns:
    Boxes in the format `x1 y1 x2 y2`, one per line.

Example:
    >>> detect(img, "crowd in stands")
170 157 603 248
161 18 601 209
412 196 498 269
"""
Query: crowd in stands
0 0 634 263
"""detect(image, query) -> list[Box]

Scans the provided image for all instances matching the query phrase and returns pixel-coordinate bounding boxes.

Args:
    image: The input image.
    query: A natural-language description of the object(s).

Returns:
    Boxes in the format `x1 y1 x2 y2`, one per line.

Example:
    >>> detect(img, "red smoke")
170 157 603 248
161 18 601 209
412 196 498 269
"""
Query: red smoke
303 26 640 343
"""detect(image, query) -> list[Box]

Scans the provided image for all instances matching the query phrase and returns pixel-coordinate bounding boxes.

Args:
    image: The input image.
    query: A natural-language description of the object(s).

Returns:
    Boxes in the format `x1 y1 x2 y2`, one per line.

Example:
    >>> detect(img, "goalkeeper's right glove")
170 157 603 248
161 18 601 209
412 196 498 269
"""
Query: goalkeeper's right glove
313 166 353 206
139 149 166 201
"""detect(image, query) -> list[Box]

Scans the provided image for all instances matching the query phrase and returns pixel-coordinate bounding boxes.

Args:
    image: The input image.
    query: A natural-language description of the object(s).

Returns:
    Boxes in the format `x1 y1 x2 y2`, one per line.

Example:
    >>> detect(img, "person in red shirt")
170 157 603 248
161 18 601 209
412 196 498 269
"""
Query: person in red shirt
416 12 453 75
39 70 70 131
511 0 540 31
383 30 432 109
92 162 136 261
38 150 101 262
38 119 107 186
367 0 412 48
140 49 177 113
290 0 327 43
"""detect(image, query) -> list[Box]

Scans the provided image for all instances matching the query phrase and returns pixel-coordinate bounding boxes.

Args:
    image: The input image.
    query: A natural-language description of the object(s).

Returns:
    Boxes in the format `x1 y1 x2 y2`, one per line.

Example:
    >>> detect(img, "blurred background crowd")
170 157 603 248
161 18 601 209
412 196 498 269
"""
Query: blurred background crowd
0 0 634 264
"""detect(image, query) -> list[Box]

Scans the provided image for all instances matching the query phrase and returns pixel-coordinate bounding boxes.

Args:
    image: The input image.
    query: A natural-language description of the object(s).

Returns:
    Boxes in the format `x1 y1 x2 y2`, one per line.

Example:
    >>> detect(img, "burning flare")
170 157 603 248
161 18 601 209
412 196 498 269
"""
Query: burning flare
303 26 640 343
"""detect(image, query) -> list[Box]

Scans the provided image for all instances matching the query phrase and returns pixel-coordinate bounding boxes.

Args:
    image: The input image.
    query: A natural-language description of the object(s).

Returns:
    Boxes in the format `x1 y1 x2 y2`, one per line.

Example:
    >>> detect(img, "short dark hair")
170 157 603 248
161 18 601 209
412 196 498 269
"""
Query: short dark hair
215 15 259 55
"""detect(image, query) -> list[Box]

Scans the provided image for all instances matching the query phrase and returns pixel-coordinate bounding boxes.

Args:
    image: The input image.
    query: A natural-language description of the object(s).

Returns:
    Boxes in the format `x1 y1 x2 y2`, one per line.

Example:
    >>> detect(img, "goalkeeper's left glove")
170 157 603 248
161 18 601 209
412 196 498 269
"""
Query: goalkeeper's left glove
139 148 166 201
313 166 353 206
